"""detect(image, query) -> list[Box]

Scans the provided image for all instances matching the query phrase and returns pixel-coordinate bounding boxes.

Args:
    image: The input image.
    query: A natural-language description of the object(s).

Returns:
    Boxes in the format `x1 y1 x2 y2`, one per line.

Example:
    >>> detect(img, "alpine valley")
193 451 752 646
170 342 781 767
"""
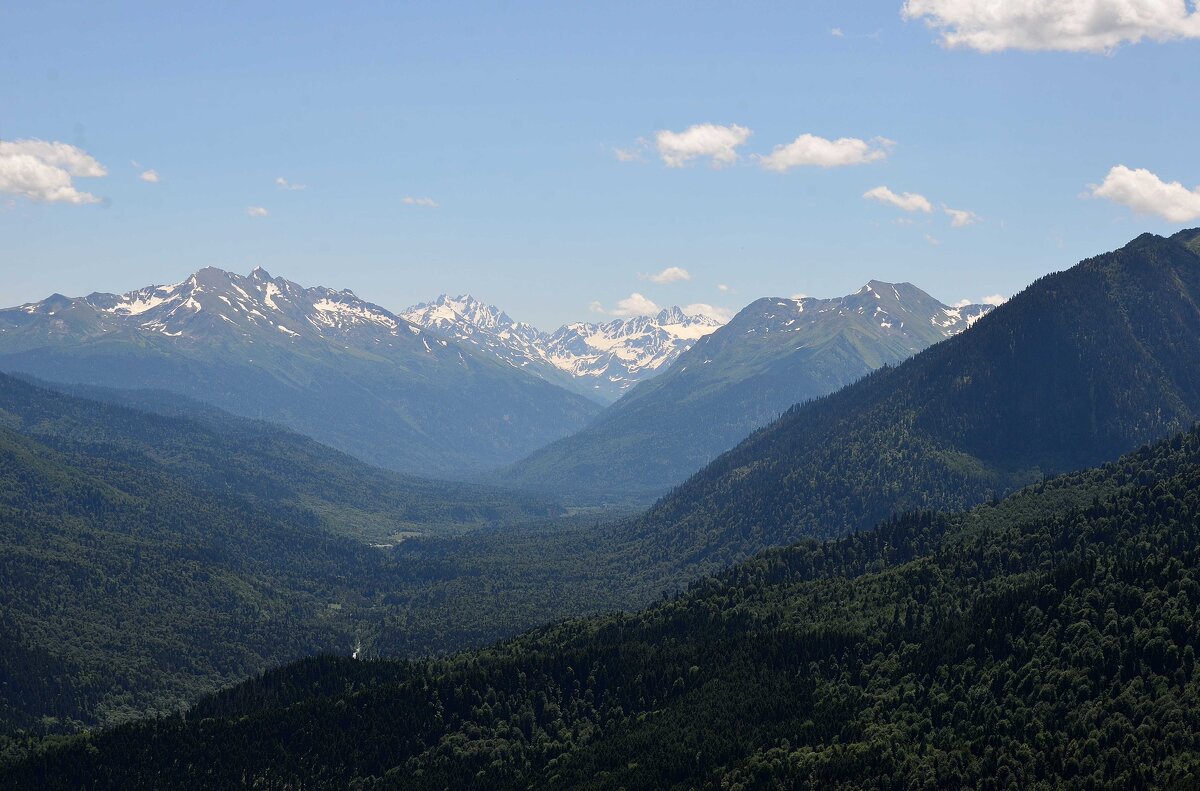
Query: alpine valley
8 6 1200 788
9 231 1200 790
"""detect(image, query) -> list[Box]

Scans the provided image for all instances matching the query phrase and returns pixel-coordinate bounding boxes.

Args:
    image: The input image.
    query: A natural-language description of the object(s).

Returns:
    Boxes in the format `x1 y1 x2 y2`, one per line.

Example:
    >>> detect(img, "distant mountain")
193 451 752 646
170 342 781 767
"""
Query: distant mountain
20 426 1200 789
631 228 1200 569
500 281 993 499
401 295 724 402
0 268 601 475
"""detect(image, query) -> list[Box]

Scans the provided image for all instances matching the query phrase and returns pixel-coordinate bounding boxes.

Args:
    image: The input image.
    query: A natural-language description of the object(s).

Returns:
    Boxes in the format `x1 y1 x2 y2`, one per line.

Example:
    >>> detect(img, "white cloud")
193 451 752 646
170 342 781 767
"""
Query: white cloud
612 292 661 316
655 123 751 168
902 0 1200 53
758 134 891 171
944 205 981 227
956 294 1008 307
0 139 107 204
1089 164 1200 222
275 176 306 191
683 303 734 323
831 27 845 36
925 234 941 246
139 169 160 183
864 185 934 213
402 196 439 208
589 293 661 317
247 206 269 217
643 266 692 285
717 283 731 292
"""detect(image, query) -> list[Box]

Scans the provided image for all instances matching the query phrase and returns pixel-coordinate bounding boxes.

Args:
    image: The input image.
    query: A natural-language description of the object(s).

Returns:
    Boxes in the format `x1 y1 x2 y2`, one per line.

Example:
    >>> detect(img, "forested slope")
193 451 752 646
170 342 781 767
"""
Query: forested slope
631 229 1200 569
13 426 1200 788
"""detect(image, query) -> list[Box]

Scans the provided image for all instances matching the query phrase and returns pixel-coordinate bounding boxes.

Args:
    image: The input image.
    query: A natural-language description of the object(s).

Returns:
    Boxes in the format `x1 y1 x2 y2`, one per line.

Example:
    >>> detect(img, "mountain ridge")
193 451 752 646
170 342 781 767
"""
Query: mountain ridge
0 268 602 475
628 228 1200 569
498 280 994 499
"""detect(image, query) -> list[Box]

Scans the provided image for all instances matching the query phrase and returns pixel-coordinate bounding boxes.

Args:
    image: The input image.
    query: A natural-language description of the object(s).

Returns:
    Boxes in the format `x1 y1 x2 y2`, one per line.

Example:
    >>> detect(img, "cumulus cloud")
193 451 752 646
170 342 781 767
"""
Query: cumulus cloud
0 139 107 204
925 234 942 246
247 206 269 217
757 134 891 171
864 185 934 213
1089 164 1200 222
275 176 306 190
139 169 160 183
592 293 662 317
902 0 1200 53
683 303 734 322
612 292 661 316
655 123 752 168
955 294 1008 307
402 196 439 207
717 283 731 292
944 205 981 226
831 27 845 36
642 266 692 285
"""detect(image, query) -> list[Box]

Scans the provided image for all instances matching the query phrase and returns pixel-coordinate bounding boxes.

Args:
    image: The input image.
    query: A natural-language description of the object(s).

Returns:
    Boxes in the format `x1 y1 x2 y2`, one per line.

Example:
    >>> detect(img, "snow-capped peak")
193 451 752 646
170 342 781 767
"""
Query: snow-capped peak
733 281 994 346
12 267 417 346
401 294 724 402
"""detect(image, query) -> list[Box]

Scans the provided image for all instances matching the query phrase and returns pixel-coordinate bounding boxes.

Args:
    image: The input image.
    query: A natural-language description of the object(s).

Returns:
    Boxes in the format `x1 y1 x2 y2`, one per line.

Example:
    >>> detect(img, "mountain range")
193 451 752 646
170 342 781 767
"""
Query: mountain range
0 267 601 475
400 294 723 402
630 228 1200 570
499 281 994 499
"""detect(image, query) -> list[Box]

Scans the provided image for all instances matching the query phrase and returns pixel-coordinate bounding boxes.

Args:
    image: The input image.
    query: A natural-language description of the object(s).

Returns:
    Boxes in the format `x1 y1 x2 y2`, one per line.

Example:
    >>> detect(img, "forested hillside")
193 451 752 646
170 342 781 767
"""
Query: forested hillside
0 374 558 542
631 229 1200 569
12 426 1200 789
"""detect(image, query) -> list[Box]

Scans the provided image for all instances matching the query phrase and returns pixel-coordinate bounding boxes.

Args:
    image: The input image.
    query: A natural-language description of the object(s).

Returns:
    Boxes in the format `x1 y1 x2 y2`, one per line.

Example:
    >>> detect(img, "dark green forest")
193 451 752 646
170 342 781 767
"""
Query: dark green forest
0 372 611 741
10 426 1200 789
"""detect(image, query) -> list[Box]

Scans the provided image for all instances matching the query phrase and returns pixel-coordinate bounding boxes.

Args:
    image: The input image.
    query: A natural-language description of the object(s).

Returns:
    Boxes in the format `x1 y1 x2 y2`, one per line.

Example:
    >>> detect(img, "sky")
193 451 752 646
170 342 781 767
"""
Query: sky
2 0 1199 329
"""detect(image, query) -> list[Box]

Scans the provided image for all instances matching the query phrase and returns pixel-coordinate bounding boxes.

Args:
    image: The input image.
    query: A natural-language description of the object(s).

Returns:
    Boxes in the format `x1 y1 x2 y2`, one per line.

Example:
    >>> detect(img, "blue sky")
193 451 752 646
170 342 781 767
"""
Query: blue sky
2 0 1199 328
